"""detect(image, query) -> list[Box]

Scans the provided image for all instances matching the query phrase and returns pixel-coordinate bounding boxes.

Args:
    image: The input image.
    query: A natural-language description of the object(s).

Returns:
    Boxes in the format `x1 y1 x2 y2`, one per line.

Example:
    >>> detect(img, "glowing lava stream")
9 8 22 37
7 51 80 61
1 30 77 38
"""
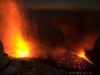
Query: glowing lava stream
77 50 94 65
1 0 32 58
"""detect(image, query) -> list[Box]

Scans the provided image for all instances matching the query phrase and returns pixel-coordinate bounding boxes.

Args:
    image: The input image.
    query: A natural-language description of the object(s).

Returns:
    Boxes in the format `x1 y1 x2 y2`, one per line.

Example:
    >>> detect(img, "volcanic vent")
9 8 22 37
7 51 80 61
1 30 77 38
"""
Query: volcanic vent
53 50 94 71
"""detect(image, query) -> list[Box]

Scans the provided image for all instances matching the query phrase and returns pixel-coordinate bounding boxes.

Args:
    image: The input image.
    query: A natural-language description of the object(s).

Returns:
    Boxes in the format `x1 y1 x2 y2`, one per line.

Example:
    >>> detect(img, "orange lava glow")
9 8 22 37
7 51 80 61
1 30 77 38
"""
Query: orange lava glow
78 50 86 58
8 37 31 58
77 50 94 64
0 0 32 58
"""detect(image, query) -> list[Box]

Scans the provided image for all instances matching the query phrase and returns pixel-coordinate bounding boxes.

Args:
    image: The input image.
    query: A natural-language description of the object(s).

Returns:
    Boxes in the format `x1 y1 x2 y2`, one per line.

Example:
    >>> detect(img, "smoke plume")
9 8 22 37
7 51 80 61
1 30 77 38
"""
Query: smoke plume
54 12 100 54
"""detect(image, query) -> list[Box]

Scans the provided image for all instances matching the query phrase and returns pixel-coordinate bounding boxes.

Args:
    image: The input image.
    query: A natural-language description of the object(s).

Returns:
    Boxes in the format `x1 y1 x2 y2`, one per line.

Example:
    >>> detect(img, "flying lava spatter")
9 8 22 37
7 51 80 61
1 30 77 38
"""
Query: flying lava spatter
0 0 33 58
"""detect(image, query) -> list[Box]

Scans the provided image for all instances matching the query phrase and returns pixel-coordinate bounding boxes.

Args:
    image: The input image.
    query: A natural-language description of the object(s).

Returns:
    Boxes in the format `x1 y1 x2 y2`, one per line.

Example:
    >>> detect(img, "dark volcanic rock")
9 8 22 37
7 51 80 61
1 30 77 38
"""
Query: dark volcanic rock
13 60 67 75
0 41 11 72
0 41 4 58
3 65 17 73
54 51 95 72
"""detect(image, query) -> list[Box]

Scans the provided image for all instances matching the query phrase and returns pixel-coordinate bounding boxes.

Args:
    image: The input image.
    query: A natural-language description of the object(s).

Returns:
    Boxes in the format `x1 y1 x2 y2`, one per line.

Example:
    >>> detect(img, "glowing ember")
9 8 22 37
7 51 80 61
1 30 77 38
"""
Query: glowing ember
0 0 32 58
54 50 94 71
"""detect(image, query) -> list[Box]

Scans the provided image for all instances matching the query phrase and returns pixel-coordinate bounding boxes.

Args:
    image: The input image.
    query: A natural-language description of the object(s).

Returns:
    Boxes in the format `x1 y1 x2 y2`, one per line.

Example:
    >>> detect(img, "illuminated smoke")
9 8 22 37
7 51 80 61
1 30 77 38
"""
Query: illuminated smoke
54 12 100 63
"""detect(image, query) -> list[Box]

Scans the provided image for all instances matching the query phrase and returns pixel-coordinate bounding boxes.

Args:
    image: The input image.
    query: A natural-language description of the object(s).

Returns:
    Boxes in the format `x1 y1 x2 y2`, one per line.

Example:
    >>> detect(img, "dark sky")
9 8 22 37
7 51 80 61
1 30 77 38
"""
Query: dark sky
23 0 100 10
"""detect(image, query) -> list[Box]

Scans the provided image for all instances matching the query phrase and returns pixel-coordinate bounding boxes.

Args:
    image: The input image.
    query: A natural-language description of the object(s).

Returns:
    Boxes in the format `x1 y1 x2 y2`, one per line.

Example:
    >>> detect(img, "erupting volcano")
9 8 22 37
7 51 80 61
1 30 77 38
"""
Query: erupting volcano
0 0 97 71
0 0 32 58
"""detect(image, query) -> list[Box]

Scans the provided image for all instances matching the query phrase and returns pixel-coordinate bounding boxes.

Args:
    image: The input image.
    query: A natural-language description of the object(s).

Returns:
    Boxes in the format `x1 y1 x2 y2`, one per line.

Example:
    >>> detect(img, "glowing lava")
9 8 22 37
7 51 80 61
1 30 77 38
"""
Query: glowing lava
9 38 31 58
77 50 94 64
16 39 29 58
0 0 32 58
78 50 86 58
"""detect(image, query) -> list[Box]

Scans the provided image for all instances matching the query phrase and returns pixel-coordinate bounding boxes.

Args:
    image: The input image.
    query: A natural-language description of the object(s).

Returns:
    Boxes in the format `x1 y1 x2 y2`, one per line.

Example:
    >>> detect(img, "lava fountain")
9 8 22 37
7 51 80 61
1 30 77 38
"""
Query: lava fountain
0 0 33 58
75 50 94 64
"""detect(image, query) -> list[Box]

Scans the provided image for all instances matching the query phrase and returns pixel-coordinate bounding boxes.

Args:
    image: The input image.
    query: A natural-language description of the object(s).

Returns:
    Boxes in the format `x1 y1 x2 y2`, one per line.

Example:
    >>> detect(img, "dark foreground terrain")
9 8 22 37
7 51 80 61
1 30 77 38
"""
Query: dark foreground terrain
1 41 100 75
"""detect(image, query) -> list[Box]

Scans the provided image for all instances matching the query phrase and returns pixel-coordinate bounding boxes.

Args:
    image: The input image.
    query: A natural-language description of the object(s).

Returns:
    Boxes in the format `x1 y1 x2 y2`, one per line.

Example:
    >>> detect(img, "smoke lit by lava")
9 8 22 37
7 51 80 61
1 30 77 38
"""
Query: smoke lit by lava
54 12 100 65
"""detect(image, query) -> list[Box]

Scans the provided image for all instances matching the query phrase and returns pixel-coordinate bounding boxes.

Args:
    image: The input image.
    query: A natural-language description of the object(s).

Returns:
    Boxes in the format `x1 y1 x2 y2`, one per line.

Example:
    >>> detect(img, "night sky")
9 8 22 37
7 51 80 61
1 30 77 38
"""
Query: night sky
23 0 100 10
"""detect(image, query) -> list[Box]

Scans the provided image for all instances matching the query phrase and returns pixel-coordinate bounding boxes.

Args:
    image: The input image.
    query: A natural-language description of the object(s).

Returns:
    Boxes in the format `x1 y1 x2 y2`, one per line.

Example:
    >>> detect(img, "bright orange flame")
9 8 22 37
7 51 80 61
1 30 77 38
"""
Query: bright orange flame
8 38 31 58
15 39 30 58
0 0 33 58
77 50 94 64
78 51 86 58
